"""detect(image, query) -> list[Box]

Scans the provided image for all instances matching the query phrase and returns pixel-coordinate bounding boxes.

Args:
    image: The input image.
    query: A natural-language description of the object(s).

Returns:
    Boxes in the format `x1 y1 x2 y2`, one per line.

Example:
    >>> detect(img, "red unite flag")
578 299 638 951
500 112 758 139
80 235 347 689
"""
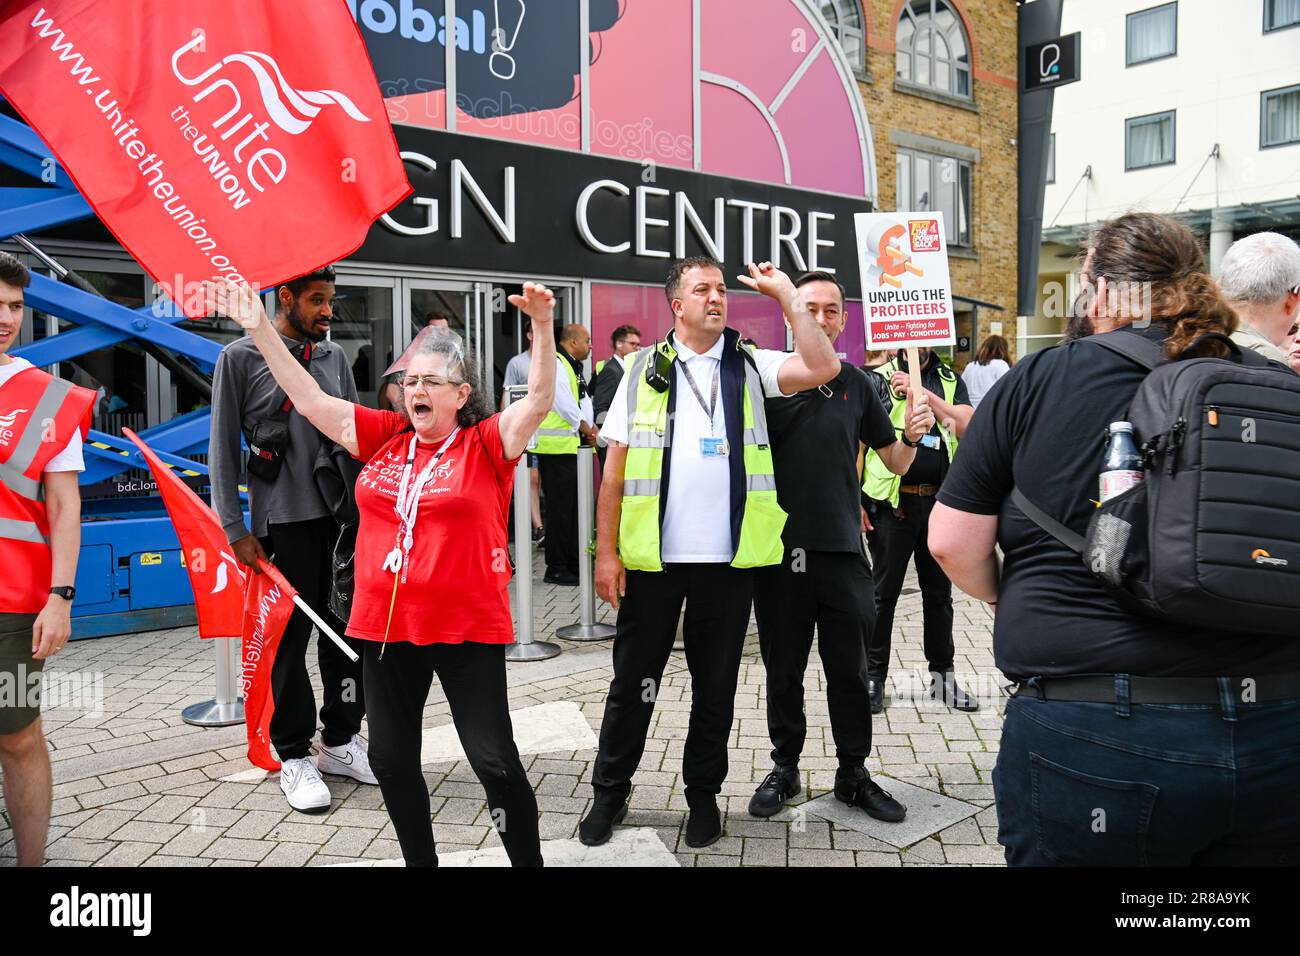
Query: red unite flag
242 559 296 772
122 428 246 638
0 0 411 315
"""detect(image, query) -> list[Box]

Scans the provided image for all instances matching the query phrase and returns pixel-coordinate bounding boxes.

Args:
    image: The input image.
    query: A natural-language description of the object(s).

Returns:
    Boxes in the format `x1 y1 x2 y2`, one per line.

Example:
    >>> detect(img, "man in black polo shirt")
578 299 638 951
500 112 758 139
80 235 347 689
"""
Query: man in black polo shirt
862 346 977 714
749 271 935 820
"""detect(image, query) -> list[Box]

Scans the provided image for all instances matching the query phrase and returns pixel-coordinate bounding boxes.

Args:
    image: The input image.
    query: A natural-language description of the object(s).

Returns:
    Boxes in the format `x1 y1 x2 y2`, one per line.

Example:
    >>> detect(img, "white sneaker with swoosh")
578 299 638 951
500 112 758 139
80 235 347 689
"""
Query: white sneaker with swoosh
279 756 331 813
317 735 379 785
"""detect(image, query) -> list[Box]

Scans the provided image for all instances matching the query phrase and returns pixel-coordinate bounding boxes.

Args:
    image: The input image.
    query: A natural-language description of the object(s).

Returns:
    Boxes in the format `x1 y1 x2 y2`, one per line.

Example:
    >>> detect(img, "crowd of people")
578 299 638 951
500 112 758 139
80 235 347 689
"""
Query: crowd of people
3 211 1300 867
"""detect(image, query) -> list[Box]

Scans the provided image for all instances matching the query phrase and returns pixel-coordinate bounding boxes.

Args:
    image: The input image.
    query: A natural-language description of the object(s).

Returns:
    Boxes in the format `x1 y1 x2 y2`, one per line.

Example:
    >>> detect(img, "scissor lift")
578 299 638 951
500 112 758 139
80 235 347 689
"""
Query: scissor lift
1 111 241 638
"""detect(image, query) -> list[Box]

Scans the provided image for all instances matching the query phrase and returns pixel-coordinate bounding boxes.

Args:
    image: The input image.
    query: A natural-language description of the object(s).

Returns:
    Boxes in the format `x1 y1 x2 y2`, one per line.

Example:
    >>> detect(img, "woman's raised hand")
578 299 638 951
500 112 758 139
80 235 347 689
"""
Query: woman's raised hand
204 278 267 331
508 281 555 324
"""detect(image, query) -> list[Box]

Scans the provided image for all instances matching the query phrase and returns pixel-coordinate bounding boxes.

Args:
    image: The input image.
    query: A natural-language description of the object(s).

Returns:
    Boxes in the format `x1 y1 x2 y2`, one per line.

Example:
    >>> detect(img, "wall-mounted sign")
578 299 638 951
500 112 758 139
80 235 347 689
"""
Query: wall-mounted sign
358 127 874 296
1024 33 1081 92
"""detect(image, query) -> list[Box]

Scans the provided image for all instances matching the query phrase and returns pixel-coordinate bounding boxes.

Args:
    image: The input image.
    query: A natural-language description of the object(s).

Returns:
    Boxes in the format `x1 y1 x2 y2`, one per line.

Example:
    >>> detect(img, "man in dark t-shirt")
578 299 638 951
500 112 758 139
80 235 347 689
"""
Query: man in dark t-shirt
748 271 935 823
862 348 976 713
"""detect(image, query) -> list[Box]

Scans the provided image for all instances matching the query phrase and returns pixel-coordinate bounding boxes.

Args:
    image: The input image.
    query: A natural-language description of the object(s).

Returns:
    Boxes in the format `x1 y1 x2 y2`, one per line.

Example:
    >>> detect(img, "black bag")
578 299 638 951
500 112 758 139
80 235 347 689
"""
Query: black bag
244 419 290 482
313 441 363 622
1014 330 1300 636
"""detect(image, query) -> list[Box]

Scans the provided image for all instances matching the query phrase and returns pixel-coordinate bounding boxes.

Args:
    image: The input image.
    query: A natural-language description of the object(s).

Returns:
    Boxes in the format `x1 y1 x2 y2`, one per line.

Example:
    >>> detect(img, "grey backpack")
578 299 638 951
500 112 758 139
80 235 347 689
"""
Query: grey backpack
1013 330 1300 636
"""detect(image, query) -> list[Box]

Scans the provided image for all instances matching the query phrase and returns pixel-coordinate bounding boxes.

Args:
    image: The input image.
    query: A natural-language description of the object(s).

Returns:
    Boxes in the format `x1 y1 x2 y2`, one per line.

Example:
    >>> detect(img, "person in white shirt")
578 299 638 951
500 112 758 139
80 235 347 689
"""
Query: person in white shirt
578 256 839 849
961 335 1012 409
534 325 595 585
501 325 543 539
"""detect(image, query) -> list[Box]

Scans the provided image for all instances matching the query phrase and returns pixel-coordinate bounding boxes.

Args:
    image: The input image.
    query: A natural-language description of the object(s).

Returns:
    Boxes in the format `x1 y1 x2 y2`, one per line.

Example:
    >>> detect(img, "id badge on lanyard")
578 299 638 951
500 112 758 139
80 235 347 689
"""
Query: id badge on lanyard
383 428 459 582
681 358 728 458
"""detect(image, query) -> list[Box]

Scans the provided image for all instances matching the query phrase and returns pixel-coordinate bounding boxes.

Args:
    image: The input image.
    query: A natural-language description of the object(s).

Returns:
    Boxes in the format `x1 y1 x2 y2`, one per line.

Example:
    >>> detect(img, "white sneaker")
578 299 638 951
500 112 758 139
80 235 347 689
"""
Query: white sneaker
280 756 331 813
317 735 379 785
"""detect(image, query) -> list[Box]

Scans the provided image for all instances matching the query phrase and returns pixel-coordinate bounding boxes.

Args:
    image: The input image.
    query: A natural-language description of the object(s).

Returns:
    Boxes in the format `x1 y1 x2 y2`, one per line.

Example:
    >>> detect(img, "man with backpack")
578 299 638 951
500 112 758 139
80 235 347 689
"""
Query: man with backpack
929 213 1300 866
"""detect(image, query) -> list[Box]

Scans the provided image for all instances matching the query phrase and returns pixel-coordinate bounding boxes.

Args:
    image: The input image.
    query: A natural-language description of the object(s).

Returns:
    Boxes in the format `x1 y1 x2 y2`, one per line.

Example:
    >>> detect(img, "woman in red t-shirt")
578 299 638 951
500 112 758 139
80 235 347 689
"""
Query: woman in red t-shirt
207 278 558 867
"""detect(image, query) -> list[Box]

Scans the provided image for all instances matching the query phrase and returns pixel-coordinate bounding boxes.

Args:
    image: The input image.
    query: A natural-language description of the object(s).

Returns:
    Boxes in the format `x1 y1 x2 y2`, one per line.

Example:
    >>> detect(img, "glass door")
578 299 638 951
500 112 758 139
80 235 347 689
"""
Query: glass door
400 278 489 396
329 275 397 408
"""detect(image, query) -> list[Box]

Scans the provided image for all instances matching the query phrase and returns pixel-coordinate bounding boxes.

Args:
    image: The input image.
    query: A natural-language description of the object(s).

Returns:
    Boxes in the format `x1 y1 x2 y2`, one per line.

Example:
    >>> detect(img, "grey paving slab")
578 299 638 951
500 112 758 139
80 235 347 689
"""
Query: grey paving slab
800 777 982 850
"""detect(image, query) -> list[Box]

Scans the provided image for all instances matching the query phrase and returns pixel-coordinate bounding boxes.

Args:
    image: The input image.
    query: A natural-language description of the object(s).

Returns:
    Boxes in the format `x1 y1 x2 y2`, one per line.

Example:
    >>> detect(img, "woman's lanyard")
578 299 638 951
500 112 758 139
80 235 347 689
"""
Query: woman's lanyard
382 427 460 583
380 427 459 657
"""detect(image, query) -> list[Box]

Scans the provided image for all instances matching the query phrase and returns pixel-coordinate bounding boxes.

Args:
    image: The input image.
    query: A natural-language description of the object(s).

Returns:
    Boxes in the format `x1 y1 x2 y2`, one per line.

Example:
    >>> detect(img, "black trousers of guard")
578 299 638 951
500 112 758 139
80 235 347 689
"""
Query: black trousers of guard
590 564 753 801
866 493 955 682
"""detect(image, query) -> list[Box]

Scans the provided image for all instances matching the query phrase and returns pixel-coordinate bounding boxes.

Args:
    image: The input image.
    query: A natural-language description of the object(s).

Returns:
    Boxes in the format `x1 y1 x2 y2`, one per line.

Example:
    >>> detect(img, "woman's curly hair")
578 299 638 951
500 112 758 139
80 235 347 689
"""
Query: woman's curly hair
1086 212 1238 358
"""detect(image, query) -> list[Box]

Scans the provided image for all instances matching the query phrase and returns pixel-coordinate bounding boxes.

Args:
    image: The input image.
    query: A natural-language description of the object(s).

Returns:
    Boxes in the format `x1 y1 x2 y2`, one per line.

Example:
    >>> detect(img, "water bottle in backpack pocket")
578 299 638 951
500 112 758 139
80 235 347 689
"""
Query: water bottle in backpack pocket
1015 331 1300 636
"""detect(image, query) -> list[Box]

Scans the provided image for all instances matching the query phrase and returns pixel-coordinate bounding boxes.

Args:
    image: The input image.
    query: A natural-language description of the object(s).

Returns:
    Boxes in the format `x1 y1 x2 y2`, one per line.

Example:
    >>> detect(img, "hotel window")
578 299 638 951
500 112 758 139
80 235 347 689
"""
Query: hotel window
1126 3 1178 65
818 1 866 73
896 148 972 247
1261 85 1300 148
1265 0 1300 32
896 0 972 99
1125 110 1176 169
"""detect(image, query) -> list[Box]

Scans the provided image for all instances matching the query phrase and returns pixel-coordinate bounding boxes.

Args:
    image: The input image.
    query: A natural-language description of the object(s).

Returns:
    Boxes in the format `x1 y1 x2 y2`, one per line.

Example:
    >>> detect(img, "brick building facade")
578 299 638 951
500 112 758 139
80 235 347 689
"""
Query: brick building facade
826 0 1020 365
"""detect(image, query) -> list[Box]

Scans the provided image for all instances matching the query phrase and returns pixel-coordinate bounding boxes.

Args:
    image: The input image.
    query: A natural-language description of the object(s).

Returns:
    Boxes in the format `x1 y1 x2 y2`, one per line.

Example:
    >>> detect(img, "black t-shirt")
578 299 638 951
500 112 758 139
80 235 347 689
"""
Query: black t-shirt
866 355 970 488
766 362 896 552
937 323 1300 680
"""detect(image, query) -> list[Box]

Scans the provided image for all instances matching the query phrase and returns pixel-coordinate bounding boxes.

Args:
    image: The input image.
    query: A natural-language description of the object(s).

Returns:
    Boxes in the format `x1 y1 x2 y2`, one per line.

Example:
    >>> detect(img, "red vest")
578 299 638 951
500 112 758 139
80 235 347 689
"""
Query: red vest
0 364 95 613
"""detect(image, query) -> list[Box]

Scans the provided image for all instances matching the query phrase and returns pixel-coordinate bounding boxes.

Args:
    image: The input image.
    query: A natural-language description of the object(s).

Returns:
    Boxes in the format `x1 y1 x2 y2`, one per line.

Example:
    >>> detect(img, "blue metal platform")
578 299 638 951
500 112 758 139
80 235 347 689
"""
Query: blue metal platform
2 109 239 638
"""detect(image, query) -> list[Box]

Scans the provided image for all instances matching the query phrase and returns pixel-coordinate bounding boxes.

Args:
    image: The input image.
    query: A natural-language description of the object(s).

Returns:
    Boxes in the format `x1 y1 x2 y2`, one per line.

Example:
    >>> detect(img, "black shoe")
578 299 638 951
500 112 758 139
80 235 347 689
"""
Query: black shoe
532 526 545 545
929 670 980 712
867 679 885 715
578 796 629 846
834 767 906 823
543 568 579 586
747 766 801 818
684 793 723 848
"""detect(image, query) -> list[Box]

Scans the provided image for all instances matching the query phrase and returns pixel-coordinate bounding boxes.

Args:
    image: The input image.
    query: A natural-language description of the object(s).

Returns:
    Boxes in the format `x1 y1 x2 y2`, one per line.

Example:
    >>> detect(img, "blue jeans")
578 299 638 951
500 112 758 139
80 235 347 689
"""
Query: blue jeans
993 685 1300 866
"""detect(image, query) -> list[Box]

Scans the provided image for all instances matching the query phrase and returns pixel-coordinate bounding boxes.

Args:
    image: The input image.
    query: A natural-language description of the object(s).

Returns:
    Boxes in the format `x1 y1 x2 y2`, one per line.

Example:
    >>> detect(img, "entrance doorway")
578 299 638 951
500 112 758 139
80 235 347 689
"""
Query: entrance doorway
331 270 579 409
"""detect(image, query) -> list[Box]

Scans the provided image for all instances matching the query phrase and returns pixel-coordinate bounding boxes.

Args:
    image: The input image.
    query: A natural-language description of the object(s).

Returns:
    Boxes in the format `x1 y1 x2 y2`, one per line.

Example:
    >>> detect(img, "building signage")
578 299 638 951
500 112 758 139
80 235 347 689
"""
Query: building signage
1023 32 1081 92
357 126 874 296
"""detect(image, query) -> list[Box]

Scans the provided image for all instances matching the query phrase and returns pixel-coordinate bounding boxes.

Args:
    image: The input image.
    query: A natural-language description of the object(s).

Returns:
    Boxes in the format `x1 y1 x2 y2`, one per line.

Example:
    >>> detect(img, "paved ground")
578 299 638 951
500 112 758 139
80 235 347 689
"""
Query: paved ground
0 561 1007 868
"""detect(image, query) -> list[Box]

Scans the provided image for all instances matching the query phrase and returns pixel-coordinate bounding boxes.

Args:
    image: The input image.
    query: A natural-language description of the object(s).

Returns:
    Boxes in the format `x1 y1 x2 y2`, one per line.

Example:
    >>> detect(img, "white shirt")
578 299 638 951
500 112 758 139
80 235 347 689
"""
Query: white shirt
960 358 1010 409
0 357 85 472
602 335 791 563
551 355 593 432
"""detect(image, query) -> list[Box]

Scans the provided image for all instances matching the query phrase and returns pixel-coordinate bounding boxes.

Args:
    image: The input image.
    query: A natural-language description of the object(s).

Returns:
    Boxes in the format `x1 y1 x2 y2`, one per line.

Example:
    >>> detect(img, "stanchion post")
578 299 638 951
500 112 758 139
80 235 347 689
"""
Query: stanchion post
181 636 245 727
557 444 615 641
505 385 560 662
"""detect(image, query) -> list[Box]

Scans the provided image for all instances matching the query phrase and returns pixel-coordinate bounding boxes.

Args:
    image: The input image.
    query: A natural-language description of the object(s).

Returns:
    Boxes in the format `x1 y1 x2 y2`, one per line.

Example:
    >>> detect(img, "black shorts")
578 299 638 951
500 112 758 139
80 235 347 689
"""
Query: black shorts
0 613 43 735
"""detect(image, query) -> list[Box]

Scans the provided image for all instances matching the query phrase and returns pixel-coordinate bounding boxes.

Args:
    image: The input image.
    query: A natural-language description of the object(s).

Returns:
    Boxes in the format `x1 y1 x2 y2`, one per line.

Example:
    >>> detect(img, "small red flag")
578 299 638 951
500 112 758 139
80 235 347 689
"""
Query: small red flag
0 0 411 315
241 559 296 772
122 428 245 638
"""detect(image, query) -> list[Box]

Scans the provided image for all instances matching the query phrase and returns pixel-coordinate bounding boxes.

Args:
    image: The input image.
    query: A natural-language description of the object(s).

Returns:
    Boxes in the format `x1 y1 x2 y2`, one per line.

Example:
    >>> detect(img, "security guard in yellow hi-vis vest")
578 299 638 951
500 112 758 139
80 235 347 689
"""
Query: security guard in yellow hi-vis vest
578 256 840 850
861 347 977 715
532 324 595 585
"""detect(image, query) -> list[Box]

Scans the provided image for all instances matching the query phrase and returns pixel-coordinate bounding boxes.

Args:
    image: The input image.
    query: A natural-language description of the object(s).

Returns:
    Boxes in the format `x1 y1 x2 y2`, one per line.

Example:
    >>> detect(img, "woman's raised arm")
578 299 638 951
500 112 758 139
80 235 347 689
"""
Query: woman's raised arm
205 279 359 457
497 282 558 460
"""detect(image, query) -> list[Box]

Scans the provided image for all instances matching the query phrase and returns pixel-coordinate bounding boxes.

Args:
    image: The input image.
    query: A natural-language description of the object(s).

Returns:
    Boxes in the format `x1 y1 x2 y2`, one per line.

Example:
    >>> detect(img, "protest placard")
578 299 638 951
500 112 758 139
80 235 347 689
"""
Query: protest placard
855 211 957 397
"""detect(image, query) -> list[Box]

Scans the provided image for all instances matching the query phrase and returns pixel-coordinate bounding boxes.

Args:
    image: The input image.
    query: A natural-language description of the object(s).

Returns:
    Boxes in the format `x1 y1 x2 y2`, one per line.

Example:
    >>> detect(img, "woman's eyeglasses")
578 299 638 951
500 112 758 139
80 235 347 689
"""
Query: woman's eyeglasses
401 375 463 390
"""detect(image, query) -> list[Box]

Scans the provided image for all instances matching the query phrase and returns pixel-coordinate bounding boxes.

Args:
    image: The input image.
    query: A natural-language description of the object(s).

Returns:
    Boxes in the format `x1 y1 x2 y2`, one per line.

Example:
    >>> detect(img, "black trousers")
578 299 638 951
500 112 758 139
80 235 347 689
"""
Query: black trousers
261 517 365 761
536 452 578 574
754 550 874 770
363 640 542 867
866 493 955 682
591 564 753 800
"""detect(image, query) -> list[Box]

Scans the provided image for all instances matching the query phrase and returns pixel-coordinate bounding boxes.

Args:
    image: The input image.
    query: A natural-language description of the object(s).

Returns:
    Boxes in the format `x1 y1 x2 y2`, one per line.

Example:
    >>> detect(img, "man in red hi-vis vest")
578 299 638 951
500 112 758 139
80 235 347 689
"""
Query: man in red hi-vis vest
0 251 94 867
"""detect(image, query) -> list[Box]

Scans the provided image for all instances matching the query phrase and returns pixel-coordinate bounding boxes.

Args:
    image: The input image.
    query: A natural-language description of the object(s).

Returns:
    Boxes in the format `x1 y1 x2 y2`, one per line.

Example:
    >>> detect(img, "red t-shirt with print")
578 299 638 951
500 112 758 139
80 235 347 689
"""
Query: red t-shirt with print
347 406 519 645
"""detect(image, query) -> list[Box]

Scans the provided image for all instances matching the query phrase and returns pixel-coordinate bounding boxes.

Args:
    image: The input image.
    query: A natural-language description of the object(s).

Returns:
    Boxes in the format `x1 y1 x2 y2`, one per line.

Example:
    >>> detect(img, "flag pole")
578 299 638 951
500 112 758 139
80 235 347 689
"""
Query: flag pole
292 595 359 662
